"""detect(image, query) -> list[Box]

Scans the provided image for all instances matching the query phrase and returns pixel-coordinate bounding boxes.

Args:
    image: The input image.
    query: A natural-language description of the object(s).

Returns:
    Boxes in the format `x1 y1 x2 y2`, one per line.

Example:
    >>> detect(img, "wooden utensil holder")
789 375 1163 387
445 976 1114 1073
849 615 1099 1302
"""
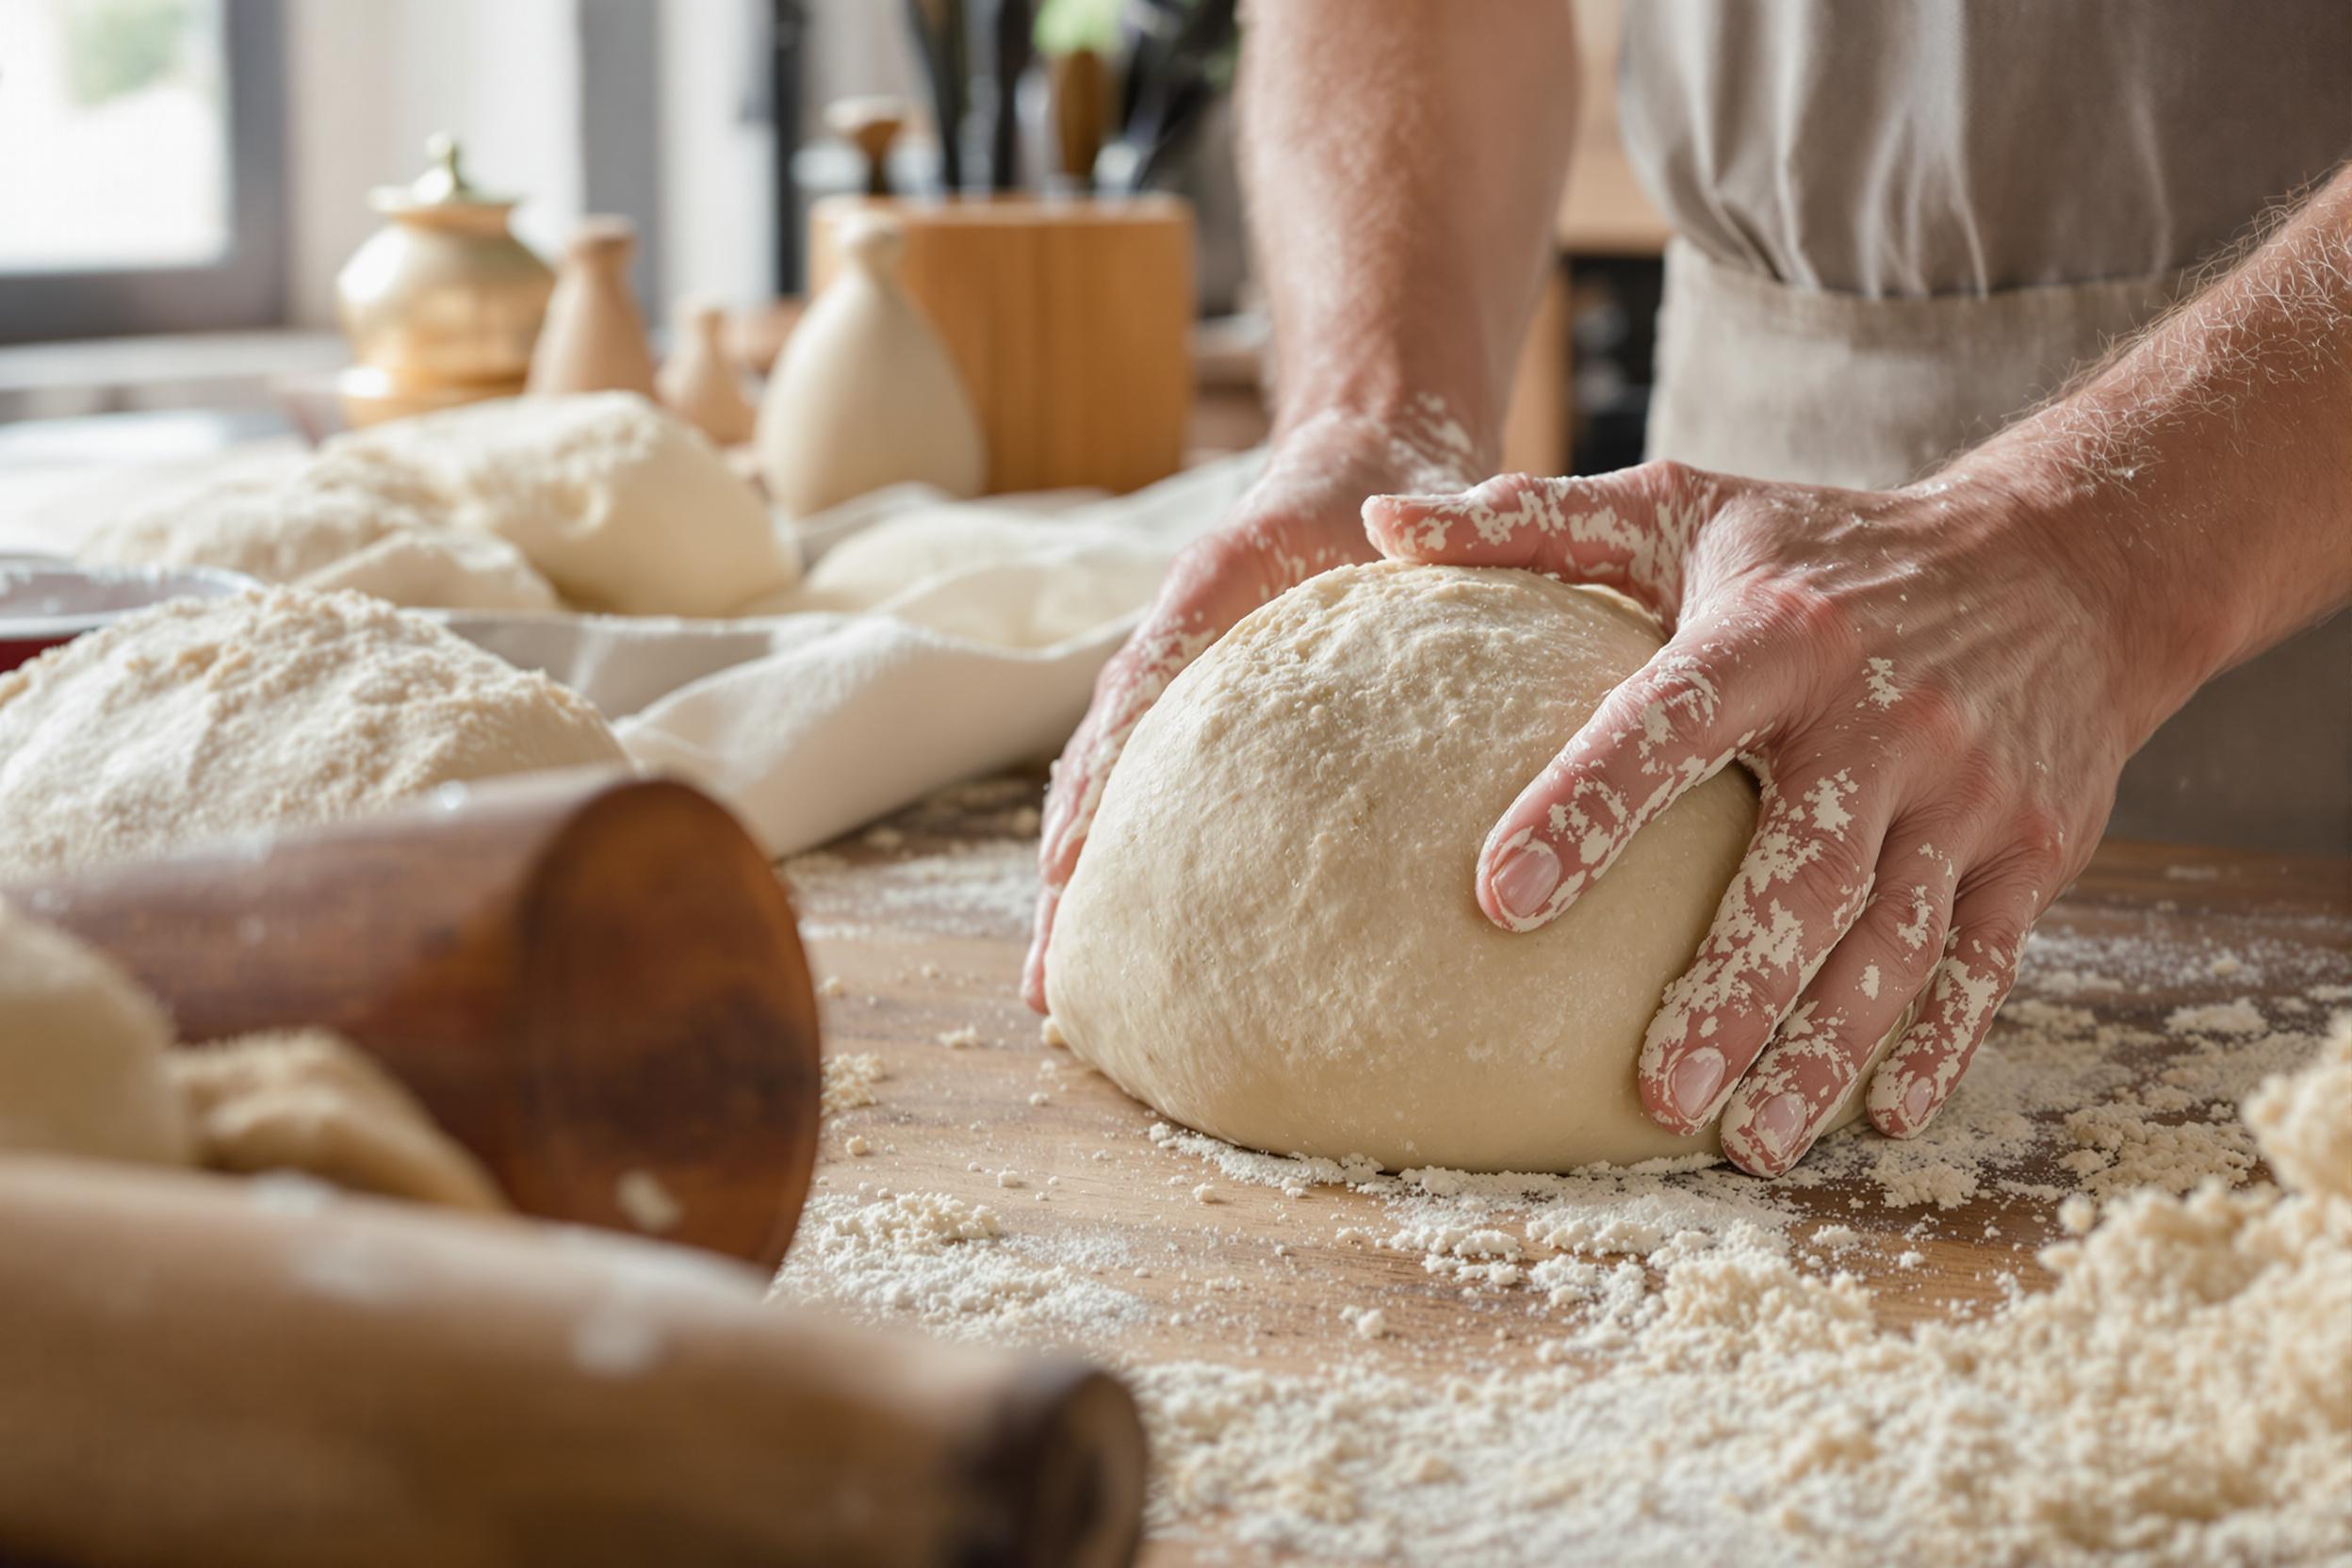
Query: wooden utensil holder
808 194 1195 497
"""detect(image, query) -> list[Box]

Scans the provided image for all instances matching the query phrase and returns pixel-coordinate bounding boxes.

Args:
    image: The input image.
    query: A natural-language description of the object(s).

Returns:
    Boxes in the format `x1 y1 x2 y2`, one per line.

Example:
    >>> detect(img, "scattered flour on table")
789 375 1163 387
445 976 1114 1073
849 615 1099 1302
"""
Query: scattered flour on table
774 808 2352 1565
784 841 1037 940
819 1053 887 1118
781 776 1044 941
2164 997 2269 1037
775 1187 1143 1342
1135 1023 2352 1565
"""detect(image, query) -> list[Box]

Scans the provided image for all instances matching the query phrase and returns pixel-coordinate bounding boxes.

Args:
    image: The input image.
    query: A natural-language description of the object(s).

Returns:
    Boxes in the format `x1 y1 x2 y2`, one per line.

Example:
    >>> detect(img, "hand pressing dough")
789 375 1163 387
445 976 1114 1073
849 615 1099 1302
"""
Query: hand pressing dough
169 1029 506 1212
333 392 799 616
0 587 627 882
0 900 190 1166
1048 562 1889 1172
77 448 559 613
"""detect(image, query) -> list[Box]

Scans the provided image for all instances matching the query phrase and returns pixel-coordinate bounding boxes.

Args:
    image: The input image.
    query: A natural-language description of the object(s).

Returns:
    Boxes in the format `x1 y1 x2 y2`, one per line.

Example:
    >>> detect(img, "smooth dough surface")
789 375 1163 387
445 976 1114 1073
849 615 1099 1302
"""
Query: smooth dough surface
0 900 190 1166
331 392 798 616
1049 562 1880 1172
0 586 627 882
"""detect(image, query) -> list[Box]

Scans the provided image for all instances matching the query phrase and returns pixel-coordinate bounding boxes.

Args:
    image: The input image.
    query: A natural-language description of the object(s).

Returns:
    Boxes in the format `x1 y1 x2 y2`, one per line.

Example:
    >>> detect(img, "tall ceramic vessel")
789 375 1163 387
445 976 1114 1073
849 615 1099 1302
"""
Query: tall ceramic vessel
526 218 660 398
658 299 759 447
755 215 987 517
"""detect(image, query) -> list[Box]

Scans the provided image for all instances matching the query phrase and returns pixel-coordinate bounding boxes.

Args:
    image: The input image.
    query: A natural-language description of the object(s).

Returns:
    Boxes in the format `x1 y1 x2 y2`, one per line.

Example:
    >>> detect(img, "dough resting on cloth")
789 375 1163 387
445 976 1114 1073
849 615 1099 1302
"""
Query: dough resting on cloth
76 447 560 613
0 899 190 1166
0 586 627 882
331 392 798 616
1049 562 1885 1172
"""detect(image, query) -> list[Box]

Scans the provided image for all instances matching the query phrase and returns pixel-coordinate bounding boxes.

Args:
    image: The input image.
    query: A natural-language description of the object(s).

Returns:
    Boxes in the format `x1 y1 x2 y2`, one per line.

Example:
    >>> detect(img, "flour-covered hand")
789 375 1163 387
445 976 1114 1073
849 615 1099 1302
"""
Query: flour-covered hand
1023 407 1482 1012
1364 459 2149 1175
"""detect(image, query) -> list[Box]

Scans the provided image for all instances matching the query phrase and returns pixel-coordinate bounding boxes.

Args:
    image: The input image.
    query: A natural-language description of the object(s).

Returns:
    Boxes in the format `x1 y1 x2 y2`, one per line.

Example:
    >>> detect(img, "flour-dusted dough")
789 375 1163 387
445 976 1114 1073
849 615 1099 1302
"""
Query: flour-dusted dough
169 1029 506 1211
0 587 628 882
77 448 560 613
0 900 190 1165
1049 562 1886 1171
332 392 799 616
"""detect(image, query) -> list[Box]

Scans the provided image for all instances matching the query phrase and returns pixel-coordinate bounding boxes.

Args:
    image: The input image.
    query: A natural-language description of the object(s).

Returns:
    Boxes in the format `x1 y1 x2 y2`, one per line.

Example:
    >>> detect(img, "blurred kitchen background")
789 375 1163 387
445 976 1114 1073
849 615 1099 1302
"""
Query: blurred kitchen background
0 0 1667 477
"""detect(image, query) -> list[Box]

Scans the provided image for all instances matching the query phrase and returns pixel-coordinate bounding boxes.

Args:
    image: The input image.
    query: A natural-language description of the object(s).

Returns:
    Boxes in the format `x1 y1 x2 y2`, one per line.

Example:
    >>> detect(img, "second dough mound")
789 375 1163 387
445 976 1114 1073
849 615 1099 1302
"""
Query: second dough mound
1048 562 1880 1172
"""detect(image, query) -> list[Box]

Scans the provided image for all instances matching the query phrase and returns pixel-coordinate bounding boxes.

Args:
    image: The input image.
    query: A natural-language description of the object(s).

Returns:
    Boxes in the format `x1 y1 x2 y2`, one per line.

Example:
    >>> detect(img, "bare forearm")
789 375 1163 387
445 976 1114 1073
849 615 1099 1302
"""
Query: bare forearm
1980 164 2352 740
1238 0 1577 466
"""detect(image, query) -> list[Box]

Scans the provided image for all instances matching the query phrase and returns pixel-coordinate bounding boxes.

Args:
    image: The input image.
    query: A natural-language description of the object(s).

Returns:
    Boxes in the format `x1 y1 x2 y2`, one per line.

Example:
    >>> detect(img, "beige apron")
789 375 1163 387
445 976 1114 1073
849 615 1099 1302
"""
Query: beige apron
1647 239 2351 857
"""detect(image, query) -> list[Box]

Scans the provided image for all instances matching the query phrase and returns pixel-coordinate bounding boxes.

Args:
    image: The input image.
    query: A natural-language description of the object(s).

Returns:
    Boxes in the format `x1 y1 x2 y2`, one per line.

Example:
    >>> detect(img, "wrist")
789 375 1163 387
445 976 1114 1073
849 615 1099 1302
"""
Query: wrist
1946 435 2244 751
1269 396 1496 499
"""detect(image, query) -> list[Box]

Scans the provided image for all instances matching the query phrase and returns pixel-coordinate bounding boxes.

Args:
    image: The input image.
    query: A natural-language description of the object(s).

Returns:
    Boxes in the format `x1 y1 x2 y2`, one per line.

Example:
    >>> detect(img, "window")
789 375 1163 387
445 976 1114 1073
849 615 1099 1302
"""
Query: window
0 0 285 343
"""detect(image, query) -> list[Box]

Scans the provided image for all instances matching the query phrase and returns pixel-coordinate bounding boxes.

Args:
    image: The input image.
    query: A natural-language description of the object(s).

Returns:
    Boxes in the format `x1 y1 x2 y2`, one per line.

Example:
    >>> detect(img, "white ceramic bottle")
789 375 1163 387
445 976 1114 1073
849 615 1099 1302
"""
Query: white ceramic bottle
755 214 988 517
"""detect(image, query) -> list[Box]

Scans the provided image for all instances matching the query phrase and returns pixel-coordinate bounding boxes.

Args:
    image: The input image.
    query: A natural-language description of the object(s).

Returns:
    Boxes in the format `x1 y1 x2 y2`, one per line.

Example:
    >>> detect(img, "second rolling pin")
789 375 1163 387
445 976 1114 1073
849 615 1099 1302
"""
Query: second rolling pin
0 1158 1147 1567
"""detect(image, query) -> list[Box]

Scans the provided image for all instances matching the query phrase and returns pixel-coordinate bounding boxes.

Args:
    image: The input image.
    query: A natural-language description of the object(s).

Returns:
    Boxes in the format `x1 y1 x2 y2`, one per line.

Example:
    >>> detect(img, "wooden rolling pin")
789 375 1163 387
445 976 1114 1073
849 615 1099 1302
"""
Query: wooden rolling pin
0 1158 1147 1567
2 770 819 1266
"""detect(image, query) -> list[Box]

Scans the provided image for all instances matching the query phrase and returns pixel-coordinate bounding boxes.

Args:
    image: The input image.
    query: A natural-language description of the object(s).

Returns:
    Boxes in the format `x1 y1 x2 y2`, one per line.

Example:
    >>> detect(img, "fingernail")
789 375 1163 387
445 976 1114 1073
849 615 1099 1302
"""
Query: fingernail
1670 1048 1727 1122
1753 1092 1808 1157
1900 1075 1936 1128
1490 841 1561 923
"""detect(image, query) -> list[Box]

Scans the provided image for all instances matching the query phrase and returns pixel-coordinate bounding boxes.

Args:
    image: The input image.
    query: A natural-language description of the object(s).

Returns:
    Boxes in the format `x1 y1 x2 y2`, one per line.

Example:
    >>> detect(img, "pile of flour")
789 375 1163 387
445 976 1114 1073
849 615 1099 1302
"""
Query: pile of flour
0 586 626 881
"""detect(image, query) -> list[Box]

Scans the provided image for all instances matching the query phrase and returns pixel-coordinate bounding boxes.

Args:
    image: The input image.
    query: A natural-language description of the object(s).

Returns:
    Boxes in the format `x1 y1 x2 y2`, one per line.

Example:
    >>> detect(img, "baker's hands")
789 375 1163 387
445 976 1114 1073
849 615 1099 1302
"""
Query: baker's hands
1364 459 2150 1175
1023 408 1482 1012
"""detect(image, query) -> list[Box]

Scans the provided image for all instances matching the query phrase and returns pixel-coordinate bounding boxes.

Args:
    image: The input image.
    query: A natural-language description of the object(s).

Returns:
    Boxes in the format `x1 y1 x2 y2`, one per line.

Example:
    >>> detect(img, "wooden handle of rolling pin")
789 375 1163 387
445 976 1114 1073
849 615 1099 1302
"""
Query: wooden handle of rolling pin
0 1158 1146 1567
1 770 820 1267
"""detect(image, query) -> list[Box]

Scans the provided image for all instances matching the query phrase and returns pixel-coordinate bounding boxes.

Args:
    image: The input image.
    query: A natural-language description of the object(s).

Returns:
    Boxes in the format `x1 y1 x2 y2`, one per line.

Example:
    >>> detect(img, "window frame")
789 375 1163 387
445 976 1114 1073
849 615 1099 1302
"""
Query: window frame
0 0 287 345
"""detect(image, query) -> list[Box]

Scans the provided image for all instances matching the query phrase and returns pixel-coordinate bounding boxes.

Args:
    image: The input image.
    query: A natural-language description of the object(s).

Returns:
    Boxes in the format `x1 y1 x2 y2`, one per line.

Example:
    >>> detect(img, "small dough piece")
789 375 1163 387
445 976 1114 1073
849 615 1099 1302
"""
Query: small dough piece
0 586 628 882
1049 562 1890 1172
332 392 798 616
169 1029 505 1211
77 449 559 613
0 900 191 1166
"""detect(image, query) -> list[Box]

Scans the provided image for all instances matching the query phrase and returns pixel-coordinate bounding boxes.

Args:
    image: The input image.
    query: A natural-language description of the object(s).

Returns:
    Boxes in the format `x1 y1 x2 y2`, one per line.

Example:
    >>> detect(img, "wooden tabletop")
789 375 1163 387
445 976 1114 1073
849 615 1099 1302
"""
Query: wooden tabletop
775 776 2350 1562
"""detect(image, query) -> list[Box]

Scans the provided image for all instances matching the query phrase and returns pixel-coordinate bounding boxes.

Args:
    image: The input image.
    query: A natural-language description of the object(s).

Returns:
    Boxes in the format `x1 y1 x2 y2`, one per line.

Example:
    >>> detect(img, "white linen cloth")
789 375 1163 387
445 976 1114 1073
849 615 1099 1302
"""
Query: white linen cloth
0 449 1261 858
450 456 1257 853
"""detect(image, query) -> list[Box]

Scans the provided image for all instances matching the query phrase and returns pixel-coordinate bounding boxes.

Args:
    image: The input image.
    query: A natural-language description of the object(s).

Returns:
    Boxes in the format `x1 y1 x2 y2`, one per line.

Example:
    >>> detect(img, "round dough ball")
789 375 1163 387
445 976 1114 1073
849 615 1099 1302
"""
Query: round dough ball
331 392 799 616
1048 562 1880 1172
0 899 190 1165
76 449 558 613
0 586 628 882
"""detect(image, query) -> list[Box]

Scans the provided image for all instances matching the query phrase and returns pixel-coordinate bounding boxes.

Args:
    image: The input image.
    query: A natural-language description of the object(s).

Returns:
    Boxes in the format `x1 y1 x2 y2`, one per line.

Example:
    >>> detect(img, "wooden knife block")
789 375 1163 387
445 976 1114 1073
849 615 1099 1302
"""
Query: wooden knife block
808 194 1195 497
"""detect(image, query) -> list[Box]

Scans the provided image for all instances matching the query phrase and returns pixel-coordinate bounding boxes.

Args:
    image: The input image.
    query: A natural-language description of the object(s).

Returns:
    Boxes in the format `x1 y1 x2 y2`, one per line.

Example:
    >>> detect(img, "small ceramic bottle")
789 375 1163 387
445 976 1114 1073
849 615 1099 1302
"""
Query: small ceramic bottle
755 214 988 517
658 298 758 447
526 217 659 397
